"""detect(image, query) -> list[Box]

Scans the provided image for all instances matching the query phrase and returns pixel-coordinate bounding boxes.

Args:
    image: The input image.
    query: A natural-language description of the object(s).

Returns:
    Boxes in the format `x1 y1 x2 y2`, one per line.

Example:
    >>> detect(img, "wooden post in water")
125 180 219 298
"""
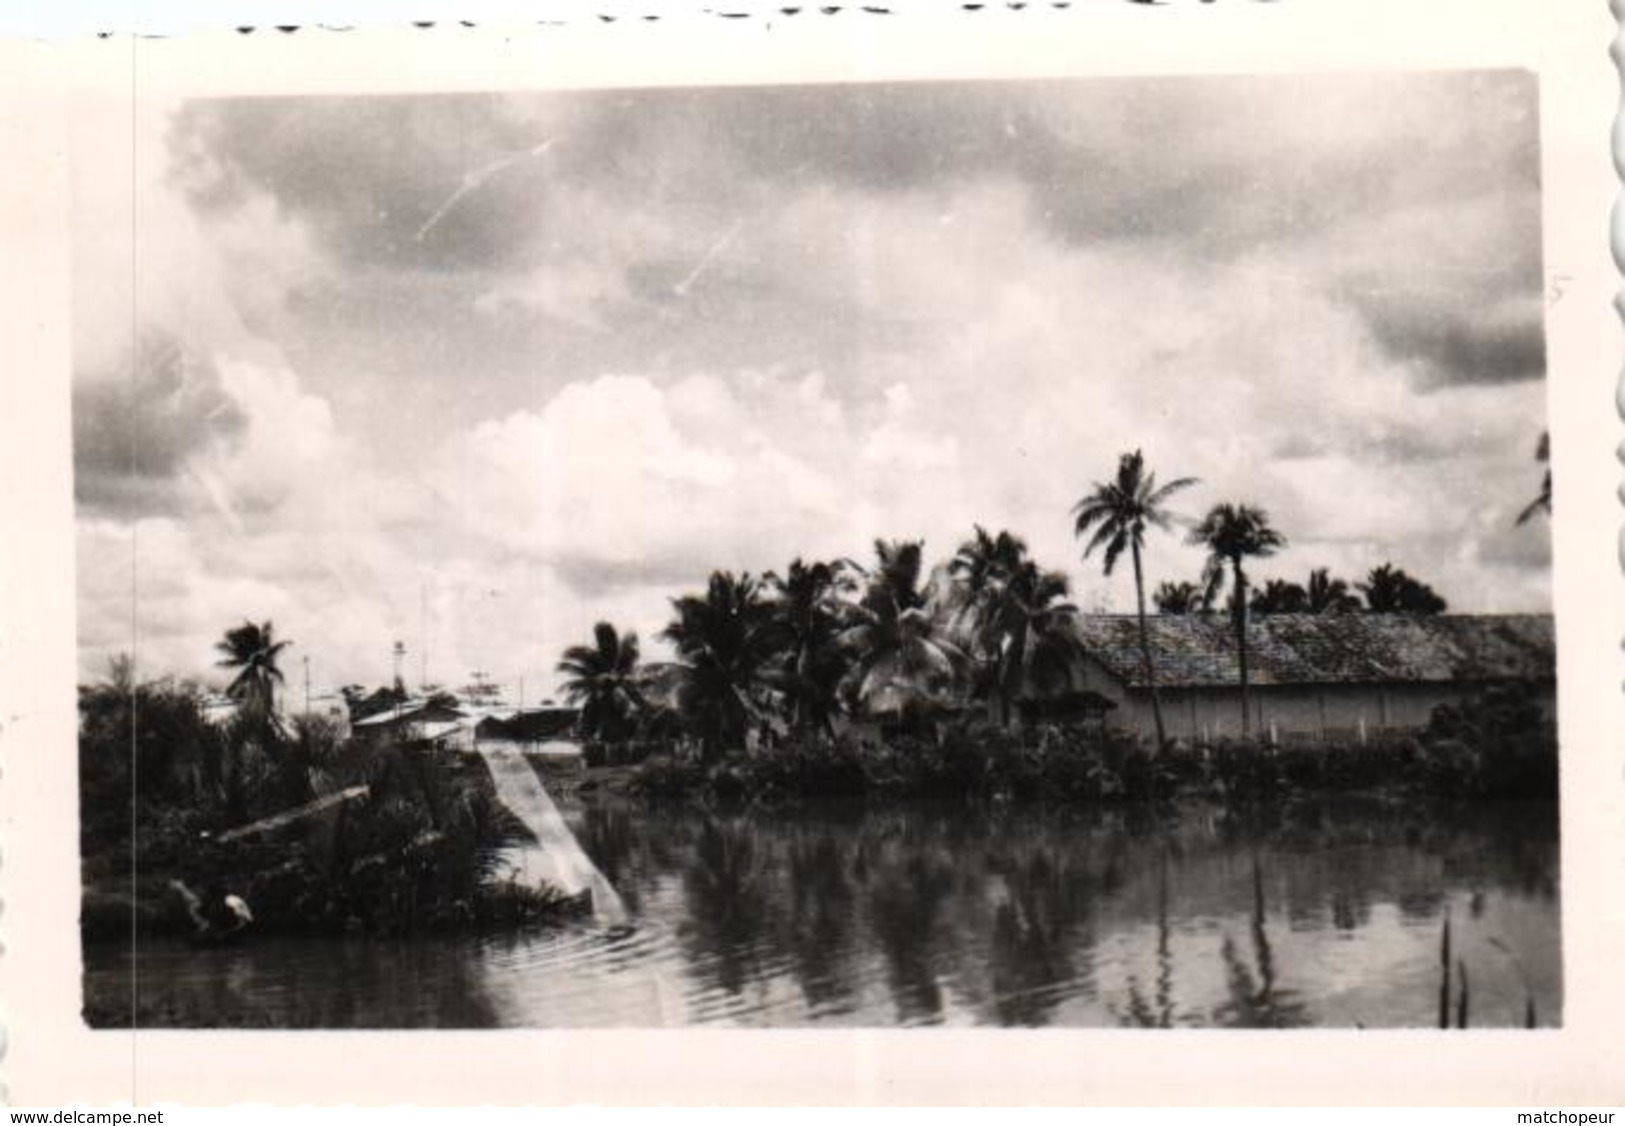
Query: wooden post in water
1455 959 1470 1029
1438 910 1452 1029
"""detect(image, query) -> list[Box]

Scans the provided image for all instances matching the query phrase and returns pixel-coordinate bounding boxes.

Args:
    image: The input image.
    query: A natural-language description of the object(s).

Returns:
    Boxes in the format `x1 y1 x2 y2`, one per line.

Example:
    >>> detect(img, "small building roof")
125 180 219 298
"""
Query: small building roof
476 706 578 741
414 719 471 742
351 699 466 727
1074 613 1554 690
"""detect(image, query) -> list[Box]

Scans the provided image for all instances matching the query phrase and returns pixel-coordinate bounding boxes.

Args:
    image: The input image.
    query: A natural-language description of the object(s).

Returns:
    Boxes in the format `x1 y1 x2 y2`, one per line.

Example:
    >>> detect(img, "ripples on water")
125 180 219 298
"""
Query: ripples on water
84 798 1561 1029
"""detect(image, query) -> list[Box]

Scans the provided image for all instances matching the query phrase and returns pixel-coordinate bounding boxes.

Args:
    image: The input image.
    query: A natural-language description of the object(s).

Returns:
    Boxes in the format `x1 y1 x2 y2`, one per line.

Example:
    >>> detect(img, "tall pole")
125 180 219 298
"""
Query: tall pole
393 640 406 715
303 654 311 716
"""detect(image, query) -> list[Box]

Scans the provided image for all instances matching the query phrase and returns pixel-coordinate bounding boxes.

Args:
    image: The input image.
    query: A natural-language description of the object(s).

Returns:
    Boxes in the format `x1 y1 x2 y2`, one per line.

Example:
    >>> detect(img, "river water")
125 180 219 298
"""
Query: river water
84 797 1560 1028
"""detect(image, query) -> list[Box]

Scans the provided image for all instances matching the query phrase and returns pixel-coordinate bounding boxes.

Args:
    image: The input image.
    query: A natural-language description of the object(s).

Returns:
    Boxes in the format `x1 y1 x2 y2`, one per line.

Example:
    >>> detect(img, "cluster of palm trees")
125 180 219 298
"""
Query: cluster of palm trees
559 449 1318 753
559 535 1070 762
199 443 1468 764
1158 563 1448 618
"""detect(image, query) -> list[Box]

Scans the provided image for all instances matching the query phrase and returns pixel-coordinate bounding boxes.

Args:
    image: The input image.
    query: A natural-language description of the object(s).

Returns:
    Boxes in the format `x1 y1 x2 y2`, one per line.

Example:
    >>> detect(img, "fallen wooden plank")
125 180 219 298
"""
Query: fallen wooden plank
213 785 371 843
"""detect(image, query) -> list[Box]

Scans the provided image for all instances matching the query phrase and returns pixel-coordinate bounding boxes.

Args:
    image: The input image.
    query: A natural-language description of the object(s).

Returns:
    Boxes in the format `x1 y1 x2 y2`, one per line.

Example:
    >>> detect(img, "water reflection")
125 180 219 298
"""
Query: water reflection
84 798 1561 1029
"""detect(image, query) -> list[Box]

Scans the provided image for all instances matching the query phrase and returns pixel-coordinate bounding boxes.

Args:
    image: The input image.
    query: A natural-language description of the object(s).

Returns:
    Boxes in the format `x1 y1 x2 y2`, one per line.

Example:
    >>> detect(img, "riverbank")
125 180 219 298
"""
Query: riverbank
78 678 1555 954
80 743 582 945
612 703 1557 809
83 794 1561 1029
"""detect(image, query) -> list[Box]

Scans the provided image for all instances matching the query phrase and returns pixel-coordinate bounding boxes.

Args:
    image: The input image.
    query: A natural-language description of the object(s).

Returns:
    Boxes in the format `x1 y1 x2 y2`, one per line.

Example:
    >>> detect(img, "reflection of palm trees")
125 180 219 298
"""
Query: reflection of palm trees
868 854 955 1024
1119 846 1178 1028
1212 855 1309 1028
1155 850 1174 1026
578 804 642 916
680 818 770 998
785 830 858 1010
987 849 1086 1026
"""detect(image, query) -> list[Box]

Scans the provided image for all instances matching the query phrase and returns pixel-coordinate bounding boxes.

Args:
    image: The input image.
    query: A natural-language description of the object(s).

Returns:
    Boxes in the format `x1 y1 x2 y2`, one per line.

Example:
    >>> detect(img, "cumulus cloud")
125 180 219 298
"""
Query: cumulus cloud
72 332 248 515
70 73 1554 691
434 372 857 586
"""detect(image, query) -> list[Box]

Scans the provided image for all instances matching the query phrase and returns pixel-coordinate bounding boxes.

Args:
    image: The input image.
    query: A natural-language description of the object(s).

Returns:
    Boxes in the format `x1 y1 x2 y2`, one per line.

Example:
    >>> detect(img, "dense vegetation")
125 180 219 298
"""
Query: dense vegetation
79 444 1555 950
624 682 1556 807
78 656 567 945
557 449 1516 767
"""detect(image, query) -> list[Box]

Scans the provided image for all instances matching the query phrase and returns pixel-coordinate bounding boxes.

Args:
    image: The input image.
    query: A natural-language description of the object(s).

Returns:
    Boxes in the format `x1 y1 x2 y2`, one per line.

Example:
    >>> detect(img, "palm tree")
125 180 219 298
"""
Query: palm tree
978 560 1085 728
1188 504 1286 738
764 559 855 735
1304 568 1360 614
864 538 930 613
1360 563 1448 614
1154 580 1207 616
663 571 781 761
946 526 1029 713
947 526 1029 628
1073 450 1198 747
1250 579 1308 616
557 622 645 743
214 619 290 817
840 540 963 723
1516 431 1552 525
215 619 290 725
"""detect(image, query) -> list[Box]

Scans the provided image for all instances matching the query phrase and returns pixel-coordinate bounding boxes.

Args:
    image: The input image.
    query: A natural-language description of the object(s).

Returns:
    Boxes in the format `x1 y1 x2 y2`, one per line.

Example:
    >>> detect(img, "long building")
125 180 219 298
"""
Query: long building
1066 613 1555 743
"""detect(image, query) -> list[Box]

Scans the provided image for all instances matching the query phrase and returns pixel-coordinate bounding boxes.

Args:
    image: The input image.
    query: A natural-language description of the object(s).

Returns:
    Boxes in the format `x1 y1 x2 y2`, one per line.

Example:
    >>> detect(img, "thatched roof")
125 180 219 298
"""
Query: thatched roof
1073 613 1554 690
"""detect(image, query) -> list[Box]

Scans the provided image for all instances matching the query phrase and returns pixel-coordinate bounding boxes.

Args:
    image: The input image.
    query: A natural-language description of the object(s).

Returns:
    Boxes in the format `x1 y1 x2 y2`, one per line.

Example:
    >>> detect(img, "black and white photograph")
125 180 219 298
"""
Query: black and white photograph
61 63 1569 1034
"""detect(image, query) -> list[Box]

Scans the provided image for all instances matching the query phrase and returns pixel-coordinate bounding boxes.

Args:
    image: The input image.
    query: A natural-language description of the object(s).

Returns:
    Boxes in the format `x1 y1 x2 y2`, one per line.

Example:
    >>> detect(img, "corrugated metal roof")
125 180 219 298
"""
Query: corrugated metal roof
1074 613 1554 689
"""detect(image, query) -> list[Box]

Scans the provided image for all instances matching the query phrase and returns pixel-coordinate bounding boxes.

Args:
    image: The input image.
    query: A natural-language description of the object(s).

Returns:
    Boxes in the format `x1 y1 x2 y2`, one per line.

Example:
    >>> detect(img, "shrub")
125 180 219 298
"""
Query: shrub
1420 682 1557 799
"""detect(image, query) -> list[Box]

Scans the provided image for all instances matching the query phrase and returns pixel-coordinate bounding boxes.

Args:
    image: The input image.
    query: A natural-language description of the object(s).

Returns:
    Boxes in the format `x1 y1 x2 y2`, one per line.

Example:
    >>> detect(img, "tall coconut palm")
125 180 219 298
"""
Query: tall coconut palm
215 619 290 726
663 571 780 761
840 540 963 722
557 622 645 743
1304 568 1360 614
1073 450 1198 747
764 558 855 735
1188 504 1286 738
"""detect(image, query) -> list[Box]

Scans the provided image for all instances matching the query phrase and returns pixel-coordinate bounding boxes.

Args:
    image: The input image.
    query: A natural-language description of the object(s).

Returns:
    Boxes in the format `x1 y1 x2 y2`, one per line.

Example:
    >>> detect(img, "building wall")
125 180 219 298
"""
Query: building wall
1091 665 1556 743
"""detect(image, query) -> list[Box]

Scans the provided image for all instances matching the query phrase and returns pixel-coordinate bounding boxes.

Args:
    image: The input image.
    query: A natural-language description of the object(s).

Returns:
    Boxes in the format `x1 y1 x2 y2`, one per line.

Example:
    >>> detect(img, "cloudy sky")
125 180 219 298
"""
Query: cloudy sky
70 71 1552 697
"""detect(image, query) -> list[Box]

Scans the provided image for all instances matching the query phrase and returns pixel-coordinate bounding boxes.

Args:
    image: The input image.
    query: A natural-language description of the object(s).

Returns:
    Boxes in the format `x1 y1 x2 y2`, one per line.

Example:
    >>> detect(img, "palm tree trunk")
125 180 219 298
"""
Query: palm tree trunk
1234 560 1252 739
1132 541 1168 748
